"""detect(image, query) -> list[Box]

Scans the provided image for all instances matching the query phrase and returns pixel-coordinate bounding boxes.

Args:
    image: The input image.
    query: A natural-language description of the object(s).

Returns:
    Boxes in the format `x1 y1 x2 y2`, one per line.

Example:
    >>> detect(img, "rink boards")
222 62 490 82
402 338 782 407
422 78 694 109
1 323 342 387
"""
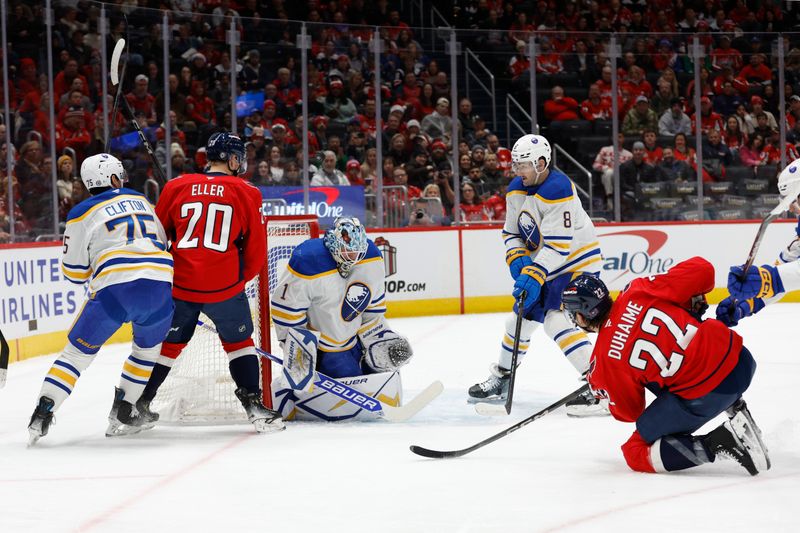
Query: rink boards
1 219 798 362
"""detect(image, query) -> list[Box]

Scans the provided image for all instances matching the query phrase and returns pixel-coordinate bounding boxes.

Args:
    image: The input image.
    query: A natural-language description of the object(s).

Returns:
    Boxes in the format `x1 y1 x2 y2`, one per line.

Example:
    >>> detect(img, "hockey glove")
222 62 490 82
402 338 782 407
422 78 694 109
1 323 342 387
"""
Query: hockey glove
715 297 765 327
778 219 800 263
513 265 546 315
506 247 533 279
727 264 784 300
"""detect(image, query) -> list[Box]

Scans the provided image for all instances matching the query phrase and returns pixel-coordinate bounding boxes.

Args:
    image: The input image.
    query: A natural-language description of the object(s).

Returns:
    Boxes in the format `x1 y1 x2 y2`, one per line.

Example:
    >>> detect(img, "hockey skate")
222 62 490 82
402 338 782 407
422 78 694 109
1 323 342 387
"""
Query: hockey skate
725 399 771 473
467 364 510 403
703 411 770 476
235 388 286 434
565 387 610 418
106 387 156 437
28 396 56 446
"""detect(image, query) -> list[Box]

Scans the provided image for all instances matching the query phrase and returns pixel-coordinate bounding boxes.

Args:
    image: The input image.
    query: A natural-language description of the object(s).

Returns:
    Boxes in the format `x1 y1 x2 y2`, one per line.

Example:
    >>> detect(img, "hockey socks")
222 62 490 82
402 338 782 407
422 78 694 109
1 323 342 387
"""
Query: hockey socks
229 353 260 393
118 343 160 403
38 343 95 411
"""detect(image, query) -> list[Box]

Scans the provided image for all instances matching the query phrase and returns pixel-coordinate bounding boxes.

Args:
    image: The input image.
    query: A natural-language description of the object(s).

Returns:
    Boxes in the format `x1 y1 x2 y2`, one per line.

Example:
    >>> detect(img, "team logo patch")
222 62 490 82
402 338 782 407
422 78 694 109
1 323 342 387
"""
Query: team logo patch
517 210 542 251
341 283 372 322
790 166 797 173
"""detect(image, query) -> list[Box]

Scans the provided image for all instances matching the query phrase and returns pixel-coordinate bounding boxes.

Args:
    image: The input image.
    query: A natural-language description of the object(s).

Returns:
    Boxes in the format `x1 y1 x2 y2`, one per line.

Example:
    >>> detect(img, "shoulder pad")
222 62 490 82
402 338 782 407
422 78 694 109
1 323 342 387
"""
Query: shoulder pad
535 170 574 203
288 238 338 277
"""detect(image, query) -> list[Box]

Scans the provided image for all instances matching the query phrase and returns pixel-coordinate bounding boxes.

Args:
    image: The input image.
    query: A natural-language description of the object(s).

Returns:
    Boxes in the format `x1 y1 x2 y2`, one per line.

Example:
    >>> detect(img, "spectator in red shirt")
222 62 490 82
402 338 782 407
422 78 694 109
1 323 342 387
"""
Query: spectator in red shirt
739 133 770 168
623 66 653 100
273 67 301 108
125 74 157 127
723 115 748 154
185 81 216 137
459 182 489 222
711 35 743 72
544 86 580 122
713 66 750 96
53 58 88 102
595 65 614 100
738 54 773 87
642 129 663 165
692 96 724 135
55 106 91 162
345 160 365 187
580 84 612 121
535 38 564 75
508 40 531 82
508 11 533 46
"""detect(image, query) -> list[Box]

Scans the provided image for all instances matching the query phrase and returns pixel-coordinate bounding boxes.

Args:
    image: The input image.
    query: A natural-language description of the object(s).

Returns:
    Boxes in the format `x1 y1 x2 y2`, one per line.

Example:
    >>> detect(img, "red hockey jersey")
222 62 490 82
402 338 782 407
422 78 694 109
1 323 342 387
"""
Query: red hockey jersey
588 257 743 423
156 172 266 303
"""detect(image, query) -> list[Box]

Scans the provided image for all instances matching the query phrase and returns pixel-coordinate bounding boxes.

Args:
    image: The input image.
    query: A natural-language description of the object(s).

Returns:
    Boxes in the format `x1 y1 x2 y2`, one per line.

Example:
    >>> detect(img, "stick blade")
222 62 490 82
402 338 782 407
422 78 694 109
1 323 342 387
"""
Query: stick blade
382 380 444 422
474 402 509 416
110 38 126 85
409 445 463 459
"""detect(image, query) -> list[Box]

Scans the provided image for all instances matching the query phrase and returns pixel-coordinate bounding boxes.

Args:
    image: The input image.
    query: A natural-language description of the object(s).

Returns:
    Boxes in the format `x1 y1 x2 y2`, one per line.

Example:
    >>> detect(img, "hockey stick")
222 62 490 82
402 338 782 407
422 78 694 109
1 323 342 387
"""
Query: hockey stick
0 328 8 388
106 37 167 184
104 37 127 153
728 179 800 317
410 383 590 459
196 320 443 422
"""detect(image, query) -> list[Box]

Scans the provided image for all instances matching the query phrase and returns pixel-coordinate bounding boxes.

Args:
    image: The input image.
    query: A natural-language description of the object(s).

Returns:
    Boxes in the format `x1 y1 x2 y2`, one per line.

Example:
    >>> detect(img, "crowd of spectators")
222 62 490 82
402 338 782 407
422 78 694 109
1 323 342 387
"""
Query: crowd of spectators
2 0 800 240
454 0 799 220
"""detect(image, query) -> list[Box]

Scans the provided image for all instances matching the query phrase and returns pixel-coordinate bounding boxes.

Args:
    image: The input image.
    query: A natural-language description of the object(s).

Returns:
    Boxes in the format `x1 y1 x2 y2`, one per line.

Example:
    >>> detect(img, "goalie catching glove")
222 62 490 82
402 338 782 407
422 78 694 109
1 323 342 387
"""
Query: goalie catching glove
359 318 413 373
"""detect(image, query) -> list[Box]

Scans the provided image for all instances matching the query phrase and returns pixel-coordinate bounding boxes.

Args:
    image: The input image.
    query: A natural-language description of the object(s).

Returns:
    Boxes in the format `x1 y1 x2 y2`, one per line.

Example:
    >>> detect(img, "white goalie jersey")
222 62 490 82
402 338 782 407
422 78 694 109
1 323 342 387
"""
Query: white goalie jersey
270 238 387 354
503 169 602 280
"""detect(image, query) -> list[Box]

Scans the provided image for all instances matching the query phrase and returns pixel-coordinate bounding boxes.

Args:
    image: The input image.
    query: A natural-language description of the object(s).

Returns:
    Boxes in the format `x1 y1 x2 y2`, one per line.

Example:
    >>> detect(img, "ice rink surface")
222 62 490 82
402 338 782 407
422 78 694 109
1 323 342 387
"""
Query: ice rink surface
1 305 797 532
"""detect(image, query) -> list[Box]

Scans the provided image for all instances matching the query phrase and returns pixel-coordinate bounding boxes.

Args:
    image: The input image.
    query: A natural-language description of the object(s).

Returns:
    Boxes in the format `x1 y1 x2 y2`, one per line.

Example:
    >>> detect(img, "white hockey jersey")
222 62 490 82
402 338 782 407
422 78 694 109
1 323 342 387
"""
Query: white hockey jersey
772 220 800 298
271 238 386 353
503 169 602 280
61 188 173 294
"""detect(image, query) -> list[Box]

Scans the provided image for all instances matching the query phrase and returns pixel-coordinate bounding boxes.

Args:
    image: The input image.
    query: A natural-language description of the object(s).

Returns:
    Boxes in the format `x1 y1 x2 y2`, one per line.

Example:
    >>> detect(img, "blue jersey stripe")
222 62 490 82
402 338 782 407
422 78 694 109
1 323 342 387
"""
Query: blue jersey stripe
129 356 156 367
273 317 306 328
272 301 309 313
564 341 592 356
549 248 602 276
553 328 575 342
94 257 174 277
62 262 90 271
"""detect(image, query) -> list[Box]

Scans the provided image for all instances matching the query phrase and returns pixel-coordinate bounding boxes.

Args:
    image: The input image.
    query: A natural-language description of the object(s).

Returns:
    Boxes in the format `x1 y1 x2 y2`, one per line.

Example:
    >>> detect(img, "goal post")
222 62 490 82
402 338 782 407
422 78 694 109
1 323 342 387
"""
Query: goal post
151 214 319 424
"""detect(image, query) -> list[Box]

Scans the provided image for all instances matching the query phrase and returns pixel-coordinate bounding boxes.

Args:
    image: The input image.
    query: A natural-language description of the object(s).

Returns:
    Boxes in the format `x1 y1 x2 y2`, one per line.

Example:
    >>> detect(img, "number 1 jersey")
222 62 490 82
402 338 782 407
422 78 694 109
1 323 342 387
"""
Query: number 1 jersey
587 257 743 423
156 172 266 303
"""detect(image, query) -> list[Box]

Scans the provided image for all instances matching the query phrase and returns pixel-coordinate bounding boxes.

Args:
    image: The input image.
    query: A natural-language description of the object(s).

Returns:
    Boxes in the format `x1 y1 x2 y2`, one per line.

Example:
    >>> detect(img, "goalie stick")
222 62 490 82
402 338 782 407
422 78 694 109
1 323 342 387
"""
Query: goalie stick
410 383 590 459
0 328 8 388
196 320 443 422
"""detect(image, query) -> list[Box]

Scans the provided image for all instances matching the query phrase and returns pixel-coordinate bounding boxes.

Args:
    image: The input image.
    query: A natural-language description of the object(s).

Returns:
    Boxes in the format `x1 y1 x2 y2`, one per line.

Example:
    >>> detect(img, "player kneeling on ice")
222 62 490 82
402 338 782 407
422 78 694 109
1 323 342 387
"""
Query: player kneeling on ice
270 216 413 421
28 154 175 444
718 158 800 327
561 257 770 476
467 134 607 416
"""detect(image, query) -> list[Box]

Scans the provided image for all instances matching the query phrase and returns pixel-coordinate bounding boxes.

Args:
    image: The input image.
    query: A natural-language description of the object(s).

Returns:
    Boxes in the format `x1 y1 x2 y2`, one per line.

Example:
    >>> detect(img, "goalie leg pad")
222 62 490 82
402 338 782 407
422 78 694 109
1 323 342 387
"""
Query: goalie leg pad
282 327 319 392
359 318 413 373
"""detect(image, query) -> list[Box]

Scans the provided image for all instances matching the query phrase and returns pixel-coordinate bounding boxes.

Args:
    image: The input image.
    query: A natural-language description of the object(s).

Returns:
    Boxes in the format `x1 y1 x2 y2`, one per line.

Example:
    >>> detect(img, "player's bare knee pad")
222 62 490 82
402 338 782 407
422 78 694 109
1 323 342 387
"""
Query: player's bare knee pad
544 309 592 374
498 312 538 370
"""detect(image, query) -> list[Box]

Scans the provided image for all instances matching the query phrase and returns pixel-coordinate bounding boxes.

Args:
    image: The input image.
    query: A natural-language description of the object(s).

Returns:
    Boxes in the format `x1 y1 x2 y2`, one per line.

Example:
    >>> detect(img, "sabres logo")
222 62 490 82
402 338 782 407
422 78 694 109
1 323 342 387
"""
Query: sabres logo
341 282 372 322
517 210 541 251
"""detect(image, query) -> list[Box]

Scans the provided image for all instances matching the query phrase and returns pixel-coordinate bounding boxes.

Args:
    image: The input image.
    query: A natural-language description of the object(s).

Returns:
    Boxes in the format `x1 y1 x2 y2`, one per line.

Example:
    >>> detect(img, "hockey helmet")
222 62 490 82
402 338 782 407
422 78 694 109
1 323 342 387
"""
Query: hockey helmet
511 134 551 175
80 153 126 191
561 275 613 327
206 131 247 175
323 217 368 278
777 158 800 202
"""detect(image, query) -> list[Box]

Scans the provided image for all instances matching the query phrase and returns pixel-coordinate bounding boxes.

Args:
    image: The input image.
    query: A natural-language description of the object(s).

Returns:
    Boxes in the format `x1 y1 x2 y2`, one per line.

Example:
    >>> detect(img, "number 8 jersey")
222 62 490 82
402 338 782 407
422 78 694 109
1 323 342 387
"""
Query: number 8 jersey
587 257 744 423
156 172 266 303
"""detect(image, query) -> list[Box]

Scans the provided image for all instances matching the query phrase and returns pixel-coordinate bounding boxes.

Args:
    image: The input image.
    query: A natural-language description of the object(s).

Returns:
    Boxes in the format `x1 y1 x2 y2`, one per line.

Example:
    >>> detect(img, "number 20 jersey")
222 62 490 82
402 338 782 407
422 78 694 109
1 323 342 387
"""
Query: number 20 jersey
587 256 744 424
155 172 266 303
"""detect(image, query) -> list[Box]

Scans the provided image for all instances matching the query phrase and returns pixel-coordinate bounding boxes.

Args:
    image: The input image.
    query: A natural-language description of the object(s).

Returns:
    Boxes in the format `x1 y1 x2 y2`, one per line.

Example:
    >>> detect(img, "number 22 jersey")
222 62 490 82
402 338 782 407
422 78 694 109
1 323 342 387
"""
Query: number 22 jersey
587 257 743 423
155 172 266 303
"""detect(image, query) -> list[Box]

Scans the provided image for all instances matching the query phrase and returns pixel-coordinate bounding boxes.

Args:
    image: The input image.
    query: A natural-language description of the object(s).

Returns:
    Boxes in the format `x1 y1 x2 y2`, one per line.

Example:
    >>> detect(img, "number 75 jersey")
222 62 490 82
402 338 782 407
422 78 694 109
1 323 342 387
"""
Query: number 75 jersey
587 256 744 423
156 172 266 303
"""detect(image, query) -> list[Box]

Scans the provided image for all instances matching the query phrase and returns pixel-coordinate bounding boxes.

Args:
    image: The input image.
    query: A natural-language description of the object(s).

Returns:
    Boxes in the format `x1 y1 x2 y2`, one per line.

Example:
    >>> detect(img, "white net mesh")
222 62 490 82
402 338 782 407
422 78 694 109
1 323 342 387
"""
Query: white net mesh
151 217 318 424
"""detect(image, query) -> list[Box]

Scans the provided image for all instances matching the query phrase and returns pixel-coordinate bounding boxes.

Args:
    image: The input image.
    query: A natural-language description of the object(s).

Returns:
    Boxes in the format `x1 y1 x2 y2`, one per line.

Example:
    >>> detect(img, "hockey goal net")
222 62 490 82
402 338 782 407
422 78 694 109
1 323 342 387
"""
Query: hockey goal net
151 215 320 424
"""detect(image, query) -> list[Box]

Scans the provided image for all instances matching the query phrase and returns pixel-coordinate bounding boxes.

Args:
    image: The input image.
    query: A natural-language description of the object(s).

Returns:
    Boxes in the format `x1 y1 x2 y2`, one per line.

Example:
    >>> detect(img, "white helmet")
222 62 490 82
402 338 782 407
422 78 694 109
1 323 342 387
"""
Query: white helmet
777 158 800 201
80 153 126 191
511 134 551 168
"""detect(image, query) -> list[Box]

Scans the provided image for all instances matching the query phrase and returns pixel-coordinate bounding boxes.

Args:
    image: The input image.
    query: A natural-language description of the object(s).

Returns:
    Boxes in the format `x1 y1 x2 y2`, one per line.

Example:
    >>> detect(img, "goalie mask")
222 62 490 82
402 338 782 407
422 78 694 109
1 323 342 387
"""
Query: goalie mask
324 217 368 278
80 153 126 191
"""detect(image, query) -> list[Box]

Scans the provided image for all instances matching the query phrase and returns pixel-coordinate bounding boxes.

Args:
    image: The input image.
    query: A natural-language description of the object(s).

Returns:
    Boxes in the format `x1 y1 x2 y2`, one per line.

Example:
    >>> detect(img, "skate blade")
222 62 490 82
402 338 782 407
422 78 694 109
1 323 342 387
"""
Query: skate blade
105 421 155 438
566 405 611 418
27 430 43 447
731 414 771 472
466 396 506 405
253 418 286 434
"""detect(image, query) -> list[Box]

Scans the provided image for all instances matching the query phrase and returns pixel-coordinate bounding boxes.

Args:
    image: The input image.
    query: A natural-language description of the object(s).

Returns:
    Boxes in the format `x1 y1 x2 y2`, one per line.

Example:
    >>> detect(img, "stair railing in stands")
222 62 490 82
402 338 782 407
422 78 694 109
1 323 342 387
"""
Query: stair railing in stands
465 48 497 132
553 143 594 219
